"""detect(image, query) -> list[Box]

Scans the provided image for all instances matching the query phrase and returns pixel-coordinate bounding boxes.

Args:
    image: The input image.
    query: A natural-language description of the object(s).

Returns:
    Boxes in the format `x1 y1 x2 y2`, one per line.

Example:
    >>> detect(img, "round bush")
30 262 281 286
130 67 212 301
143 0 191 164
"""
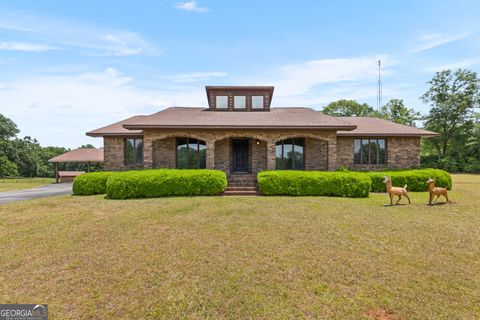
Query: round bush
106 169 227 199
72 172 115 195
257 171 371 198
368 169 452 192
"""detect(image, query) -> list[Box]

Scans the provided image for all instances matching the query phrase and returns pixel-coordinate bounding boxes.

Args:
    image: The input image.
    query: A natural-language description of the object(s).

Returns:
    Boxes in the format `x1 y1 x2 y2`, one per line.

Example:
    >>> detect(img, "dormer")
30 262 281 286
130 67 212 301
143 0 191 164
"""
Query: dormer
206 86 274 111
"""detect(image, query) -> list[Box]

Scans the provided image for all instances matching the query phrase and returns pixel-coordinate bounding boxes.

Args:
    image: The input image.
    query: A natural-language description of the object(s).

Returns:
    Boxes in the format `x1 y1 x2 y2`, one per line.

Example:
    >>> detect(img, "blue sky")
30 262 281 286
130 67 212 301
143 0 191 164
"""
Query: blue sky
0 0 479 148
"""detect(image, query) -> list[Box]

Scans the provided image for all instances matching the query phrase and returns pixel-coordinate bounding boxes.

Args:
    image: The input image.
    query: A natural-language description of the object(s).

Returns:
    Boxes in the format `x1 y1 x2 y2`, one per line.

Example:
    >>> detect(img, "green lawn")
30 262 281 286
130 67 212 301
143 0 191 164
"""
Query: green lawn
0 177 55 192
0 175 478 319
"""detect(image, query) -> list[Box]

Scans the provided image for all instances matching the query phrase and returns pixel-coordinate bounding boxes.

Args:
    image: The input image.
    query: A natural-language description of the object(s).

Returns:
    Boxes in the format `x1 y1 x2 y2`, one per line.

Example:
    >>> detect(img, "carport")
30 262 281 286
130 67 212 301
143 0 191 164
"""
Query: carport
48 148 104 183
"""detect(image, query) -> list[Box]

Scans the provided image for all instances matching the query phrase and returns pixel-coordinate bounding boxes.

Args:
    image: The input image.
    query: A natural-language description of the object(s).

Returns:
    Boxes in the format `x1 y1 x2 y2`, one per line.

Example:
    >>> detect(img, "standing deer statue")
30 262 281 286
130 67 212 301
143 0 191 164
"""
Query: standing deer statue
383 176 411 206
426 177 449 205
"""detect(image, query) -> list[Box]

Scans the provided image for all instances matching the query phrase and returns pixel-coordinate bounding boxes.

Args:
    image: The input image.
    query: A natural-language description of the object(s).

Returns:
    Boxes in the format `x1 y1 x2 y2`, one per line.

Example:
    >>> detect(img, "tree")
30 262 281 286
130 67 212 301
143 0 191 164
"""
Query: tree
421 69 480 158
0 114 19 140
0 155 18 177
322 99 378 117
80 144 95 149
379 99 421 126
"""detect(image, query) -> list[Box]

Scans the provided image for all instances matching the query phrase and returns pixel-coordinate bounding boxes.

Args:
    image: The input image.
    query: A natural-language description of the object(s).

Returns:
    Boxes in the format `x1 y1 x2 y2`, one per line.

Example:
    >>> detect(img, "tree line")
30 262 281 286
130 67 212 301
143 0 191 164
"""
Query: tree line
1 68 479 177
322 69 480 172
0 115 100 178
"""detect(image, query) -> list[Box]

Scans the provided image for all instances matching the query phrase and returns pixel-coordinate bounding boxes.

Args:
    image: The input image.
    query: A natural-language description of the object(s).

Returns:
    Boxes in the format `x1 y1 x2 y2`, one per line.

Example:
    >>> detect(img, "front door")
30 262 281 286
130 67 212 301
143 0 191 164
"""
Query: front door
232 139 249 172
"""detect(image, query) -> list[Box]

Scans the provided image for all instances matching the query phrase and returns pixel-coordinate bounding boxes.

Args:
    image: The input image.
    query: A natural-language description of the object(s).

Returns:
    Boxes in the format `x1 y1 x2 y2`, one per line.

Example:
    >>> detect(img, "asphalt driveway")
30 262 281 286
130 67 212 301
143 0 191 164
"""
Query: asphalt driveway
0 183 73 204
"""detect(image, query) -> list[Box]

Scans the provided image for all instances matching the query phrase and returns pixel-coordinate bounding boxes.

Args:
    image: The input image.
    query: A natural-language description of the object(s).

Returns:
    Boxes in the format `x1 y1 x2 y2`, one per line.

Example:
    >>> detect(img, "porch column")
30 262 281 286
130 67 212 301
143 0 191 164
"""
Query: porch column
206 140 215 169
327 138 337 171
266 140 276 170
143 136 154 169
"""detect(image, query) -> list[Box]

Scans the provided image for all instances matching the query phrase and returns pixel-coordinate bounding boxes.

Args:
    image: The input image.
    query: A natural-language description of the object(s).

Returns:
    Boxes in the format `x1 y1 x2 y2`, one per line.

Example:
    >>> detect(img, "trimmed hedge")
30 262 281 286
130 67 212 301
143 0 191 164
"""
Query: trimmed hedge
106 169 227 199
368 169 452 192
257 171 371 198
72 172 115 195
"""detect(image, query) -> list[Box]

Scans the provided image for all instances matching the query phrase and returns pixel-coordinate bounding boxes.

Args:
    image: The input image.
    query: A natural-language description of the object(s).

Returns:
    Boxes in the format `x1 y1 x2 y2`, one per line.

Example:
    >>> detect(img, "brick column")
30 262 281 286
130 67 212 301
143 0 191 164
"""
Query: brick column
266 140 276 170
206 140 215 169
327 139 337 171
143 136 154 169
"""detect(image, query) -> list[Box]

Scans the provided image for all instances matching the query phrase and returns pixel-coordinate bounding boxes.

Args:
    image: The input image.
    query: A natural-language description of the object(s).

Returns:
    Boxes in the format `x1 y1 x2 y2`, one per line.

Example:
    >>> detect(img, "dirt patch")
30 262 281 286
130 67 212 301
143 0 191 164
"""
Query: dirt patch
367 308 400 320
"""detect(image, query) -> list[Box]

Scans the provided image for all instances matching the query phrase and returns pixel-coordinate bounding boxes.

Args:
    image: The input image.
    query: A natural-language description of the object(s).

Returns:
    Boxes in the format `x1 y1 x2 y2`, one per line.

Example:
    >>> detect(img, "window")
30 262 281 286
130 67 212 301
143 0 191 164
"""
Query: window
252 96 264 109
176 138 206 169
216 96 228 109
353 139 386 165
276 138 304 170
125 138 143 165
234 96 246 109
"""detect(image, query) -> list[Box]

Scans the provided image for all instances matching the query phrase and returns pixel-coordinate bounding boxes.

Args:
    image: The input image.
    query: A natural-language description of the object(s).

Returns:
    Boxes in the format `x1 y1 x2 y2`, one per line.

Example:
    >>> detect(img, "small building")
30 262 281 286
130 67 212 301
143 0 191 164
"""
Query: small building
86 86 437 175
48 148 104 182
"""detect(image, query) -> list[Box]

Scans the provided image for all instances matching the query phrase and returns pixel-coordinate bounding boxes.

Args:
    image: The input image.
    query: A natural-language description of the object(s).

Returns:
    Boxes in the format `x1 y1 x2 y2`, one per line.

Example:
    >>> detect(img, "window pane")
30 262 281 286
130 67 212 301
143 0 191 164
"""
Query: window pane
354 139 361 164
293 139 304 170
198 142 206 169
135 139 143 164
283 142 293 170
361 139 369 164
125 139 135 164
177 139 188 169
378 139 386 165
234 96 246 109
369 140 378 165
276 143 283 169
216 96 228 109
252 96 264 109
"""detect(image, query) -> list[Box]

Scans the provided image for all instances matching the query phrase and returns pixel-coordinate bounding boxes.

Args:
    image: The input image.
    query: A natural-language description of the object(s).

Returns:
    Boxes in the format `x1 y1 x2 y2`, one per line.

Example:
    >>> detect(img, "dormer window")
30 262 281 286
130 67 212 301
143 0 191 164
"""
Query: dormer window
206 86 274 111
234 96 246 109
252 96 264 109
216 96 228 109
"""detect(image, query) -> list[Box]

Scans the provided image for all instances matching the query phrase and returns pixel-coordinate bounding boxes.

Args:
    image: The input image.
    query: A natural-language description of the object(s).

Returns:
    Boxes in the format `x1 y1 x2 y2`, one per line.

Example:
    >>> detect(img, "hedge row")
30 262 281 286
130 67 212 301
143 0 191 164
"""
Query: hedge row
106 169 227 199
73 169 227 198
367 169 452 192
72 172 115 195
257 171 371 198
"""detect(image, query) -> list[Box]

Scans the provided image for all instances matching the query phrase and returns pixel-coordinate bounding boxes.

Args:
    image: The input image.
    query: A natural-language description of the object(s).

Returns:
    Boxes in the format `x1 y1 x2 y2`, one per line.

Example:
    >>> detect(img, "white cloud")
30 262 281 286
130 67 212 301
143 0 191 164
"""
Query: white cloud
165 71 228 83
0 10 155 56
265 56 389 97
173 1 210 13
423 57 480 72
0 41 55 52
408 32 471 53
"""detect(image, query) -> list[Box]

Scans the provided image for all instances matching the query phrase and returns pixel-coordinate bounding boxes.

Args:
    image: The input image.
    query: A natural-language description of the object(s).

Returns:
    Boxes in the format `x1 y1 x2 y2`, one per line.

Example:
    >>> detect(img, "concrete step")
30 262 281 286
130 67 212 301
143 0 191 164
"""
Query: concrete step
226 186 258 191
223 190 260 196
228 182 257 187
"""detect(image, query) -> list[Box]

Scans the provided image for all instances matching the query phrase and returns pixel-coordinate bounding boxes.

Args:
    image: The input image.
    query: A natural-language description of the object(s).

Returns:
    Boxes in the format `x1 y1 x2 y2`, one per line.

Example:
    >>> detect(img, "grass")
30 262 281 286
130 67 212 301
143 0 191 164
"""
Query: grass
0 174 479 319
0 177 55 192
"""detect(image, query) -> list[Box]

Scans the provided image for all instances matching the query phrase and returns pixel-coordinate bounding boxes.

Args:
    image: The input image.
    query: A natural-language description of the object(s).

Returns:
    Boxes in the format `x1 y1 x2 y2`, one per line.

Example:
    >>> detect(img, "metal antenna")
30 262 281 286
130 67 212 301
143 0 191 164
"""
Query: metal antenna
377 60 383 111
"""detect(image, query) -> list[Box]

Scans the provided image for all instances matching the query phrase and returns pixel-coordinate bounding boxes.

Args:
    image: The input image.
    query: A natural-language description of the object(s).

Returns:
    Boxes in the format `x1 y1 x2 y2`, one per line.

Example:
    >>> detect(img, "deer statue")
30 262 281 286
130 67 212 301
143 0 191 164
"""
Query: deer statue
426 177 449 205
383 176 411 206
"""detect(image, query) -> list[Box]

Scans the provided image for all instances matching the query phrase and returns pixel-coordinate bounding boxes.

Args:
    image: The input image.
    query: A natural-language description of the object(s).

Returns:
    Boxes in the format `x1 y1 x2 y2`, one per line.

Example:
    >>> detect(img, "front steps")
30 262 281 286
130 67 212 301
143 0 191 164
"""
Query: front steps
224 174 259 196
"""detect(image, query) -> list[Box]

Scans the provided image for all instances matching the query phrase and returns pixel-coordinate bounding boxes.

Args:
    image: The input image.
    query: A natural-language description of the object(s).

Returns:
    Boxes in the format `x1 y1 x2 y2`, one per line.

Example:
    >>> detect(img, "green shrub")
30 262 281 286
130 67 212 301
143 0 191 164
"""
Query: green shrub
72 171 115 195
257 171 371 198
367 169 452 192
106 169 227 199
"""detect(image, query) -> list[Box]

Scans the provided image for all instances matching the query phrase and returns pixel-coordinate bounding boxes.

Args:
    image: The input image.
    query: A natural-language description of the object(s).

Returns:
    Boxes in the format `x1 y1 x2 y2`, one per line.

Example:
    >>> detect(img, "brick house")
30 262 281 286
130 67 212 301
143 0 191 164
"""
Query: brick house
87 86 437 175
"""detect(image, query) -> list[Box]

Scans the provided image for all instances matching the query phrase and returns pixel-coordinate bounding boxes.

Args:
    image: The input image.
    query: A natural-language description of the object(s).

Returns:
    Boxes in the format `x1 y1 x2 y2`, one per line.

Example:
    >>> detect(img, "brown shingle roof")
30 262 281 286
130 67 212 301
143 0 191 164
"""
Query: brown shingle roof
48 148 104 163
86 115 145 137
337 117 438 137
122 107 356 130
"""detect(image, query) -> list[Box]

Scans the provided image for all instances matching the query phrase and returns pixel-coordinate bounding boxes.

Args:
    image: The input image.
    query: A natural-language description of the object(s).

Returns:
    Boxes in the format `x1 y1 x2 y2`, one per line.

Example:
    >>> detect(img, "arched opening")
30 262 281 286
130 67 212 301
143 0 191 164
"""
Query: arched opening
214 136 268 174
176 138 207 169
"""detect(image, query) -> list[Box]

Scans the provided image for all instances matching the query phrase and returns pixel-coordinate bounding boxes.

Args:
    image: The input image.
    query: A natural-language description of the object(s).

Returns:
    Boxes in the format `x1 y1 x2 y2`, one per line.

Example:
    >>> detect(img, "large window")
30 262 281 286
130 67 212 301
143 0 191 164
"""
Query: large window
125 138 143 165
216 96 228 109
276 138 304 170
234 96 246 109
354 138 386 165
177 138 206 169
252 96 264 109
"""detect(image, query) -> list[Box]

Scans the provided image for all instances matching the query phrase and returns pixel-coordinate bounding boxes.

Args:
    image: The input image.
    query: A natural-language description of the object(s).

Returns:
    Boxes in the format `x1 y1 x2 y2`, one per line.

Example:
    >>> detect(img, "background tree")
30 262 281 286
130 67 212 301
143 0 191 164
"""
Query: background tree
322 99 379 117
0 155 18 178
421 69 480 158
379 99 421 126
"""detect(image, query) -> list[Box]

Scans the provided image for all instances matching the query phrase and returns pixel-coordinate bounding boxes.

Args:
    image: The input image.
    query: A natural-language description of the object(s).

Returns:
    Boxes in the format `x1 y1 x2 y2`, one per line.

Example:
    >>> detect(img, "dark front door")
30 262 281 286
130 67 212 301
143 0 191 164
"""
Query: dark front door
232 139 249 172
